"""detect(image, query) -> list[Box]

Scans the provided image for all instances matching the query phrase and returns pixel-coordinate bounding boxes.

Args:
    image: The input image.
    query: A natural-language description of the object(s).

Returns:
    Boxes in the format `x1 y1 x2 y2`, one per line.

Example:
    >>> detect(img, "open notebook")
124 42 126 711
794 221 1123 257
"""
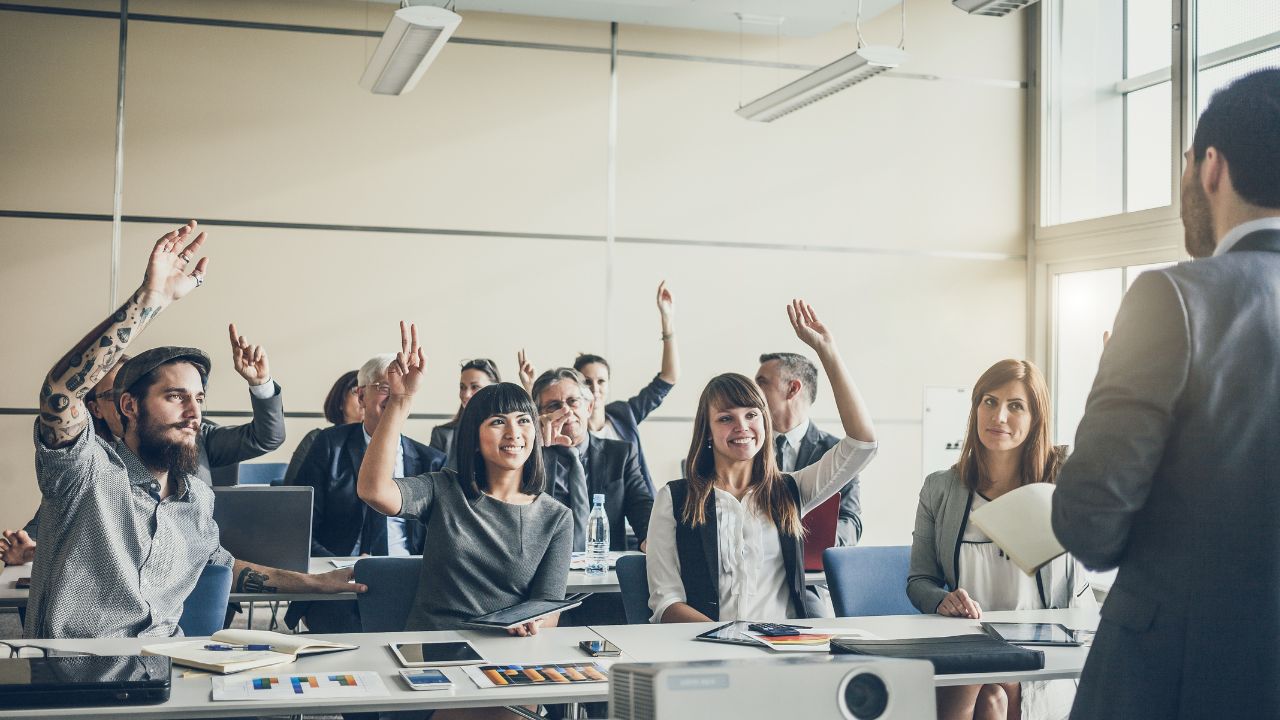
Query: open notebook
142 629 357 674
968 482 1066 575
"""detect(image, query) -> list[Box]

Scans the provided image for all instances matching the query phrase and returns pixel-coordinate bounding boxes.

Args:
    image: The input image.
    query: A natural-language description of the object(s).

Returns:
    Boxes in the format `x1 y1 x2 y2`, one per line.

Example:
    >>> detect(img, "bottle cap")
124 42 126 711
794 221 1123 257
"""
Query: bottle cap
592 493 605 504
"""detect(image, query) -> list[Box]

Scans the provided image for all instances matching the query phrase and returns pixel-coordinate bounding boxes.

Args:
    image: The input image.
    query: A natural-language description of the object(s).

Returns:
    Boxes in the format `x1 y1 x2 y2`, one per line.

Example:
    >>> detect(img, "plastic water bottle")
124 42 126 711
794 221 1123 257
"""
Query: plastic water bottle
586 493 609 576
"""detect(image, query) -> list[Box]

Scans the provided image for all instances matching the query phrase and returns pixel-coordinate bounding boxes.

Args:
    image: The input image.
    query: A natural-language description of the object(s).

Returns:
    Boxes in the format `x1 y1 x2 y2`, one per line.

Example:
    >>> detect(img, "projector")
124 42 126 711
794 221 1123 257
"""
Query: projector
609 655 936 720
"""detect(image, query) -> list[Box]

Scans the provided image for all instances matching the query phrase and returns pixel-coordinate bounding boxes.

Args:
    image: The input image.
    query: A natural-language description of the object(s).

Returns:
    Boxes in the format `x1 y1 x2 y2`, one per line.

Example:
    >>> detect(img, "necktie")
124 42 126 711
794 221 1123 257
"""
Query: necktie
359 507 389 556
567 449 589 552
774 434 788 472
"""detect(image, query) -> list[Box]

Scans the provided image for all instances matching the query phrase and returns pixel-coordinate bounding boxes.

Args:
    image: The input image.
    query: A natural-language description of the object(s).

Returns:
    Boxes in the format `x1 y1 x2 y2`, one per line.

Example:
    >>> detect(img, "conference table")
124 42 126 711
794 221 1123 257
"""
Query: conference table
0 608 1099 718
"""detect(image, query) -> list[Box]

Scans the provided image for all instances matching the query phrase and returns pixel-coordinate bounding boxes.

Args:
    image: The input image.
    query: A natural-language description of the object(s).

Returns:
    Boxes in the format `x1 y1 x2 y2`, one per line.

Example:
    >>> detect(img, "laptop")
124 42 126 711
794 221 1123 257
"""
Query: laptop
212 486 313 573
801 494 840 572
0 655 171 708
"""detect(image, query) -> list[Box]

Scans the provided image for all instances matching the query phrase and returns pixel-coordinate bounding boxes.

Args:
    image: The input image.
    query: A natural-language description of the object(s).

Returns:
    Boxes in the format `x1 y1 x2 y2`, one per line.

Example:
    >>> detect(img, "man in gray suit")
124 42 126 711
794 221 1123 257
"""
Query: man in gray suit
757 352 862 545
1052 68 1280 719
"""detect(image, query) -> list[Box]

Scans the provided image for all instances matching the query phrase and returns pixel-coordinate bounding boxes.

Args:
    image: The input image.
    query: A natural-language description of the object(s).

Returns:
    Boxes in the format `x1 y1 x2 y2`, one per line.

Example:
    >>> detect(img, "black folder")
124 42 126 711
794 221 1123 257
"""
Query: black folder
829 634 1045 674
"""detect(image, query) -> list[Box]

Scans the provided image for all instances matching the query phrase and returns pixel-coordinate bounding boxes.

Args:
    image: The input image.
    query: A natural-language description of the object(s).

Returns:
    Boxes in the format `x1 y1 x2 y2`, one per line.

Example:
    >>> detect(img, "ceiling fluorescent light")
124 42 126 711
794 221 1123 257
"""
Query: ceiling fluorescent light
736 45 907 123
360 5 462 95
952 0 1040 17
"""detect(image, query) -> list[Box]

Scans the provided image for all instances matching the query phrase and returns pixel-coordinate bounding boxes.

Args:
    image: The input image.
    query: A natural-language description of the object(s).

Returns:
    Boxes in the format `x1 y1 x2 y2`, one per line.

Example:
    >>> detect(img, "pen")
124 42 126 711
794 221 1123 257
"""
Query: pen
204 643 275 651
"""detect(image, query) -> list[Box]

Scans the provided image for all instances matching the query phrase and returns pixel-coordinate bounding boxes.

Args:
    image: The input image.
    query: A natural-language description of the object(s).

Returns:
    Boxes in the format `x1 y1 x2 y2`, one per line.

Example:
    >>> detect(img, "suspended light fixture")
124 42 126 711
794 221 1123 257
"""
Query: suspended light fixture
952 0 1040 17
736 0 908 123
360 4 462 96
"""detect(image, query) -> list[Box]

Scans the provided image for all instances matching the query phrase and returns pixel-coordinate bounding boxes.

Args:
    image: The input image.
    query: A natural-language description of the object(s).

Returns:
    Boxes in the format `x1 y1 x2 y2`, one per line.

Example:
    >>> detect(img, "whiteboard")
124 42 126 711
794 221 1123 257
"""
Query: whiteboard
923 386 971 477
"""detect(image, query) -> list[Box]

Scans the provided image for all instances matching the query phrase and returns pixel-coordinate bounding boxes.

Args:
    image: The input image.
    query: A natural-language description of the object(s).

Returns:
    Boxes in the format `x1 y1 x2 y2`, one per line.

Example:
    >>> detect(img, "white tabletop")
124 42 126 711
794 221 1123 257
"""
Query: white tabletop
591 608 1099 687
0 626 618 718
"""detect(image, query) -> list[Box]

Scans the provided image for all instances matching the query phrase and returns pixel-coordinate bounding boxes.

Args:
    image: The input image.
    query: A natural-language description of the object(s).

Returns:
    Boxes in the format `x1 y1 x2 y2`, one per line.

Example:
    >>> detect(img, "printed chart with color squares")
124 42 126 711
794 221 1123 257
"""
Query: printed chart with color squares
464 662 608 690
212 671 388 702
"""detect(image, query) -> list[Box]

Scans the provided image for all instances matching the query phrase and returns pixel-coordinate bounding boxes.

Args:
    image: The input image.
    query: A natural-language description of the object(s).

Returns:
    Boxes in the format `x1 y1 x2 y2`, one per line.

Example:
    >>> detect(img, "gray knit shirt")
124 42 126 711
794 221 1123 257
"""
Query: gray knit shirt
394 469 573 631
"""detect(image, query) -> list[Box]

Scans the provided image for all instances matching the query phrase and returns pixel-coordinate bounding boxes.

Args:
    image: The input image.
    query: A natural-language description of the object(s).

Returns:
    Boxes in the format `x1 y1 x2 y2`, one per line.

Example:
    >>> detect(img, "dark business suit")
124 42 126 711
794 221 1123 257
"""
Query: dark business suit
602 375 673 492
285 422 444 632
544 436 654 550
794 421 863 546
1052 230 1280 720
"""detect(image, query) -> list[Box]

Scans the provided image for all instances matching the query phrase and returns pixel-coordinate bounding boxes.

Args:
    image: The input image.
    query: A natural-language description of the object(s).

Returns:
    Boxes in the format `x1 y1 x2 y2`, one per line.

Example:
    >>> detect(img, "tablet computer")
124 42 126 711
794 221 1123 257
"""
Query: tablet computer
390 642 485 668
693 621 769 649
981 622 1083 646
461 594 591 630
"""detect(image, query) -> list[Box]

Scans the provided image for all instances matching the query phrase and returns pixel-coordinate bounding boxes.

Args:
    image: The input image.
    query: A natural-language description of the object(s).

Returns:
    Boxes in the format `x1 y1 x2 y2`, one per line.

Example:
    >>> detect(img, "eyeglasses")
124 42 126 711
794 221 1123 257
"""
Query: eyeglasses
363 382 391 395
0 641 95 659
540 395 589 413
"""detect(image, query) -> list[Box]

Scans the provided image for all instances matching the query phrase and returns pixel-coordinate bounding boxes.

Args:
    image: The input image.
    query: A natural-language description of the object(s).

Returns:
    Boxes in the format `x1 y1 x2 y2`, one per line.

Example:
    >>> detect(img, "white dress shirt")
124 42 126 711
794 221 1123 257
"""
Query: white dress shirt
355 427 411 557
1213 217 1280 256
772 417 811 473
646 435 877 623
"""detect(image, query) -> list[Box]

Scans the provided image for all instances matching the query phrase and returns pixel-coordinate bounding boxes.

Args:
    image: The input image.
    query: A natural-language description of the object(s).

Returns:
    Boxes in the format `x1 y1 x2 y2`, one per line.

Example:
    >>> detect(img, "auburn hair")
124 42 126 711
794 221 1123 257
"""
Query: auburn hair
955 359 1063 491
682 373 803 536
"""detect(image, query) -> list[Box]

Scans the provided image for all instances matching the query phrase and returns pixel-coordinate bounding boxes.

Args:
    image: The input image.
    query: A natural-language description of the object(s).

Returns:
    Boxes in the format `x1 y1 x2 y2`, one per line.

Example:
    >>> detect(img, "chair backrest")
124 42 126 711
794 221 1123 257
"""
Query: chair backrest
615 554 651 624
238 462 288 486
179 564 233 636
801 494 840 571
354 557 422 632
823 545 918 617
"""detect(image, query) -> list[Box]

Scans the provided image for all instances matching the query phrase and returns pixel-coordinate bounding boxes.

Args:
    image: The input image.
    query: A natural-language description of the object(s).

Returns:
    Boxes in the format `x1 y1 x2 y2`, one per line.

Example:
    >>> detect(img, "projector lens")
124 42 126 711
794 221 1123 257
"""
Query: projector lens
842 673 889 719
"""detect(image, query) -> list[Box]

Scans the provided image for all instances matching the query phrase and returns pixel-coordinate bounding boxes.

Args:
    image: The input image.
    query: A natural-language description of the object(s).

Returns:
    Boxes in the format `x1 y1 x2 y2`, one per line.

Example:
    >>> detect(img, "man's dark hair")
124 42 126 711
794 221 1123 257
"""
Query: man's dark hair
573 354 610 374
1192 68 1280 209
531 367 590 409
118 359 209 432
453 383 546 499
759 352 818 405
322 370 360 425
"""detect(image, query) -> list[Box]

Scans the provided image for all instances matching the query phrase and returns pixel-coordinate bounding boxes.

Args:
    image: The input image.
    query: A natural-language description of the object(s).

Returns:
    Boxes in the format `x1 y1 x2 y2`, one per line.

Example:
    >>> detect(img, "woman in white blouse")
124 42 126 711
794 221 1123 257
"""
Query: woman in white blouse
647 299 878 623
907 359 1094 720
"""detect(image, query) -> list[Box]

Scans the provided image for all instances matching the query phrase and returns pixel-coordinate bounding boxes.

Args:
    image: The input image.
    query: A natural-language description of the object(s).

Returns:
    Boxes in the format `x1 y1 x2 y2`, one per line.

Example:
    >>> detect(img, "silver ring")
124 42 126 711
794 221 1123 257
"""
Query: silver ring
178 252 191 263
194 274 204 287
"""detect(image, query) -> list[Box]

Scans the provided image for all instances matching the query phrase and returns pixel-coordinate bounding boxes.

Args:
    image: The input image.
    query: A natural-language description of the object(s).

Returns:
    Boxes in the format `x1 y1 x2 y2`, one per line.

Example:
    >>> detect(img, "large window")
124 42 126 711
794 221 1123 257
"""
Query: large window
1041 0 1280 230
1052 261 1178 448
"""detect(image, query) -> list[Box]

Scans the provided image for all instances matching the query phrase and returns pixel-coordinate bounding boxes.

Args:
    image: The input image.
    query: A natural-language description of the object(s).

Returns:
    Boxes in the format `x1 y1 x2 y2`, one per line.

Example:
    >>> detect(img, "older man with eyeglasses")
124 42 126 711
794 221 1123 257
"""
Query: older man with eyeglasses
286 353 446 632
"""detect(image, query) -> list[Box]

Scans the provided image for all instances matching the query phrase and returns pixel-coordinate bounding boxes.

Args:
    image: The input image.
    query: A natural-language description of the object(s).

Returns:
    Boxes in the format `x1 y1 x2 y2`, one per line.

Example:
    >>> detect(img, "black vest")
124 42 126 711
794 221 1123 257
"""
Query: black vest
668 477 810 621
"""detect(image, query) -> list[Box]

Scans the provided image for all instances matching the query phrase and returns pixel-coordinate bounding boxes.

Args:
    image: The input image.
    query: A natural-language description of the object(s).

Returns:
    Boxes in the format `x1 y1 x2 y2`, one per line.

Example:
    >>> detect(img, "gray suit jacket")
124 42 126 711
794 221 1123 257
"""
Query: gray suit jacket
202 382 287 486
1052 230 1280 720
795 421 863 546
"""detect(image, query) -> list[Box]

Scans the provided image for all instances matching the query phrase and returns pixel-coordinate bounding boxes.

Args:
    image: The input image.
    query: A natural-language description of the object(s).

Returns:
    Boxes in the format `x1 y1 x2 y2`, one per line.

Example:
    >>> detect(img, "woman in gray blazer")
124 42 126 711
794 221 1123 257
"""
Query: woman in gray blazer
907 360 1093 720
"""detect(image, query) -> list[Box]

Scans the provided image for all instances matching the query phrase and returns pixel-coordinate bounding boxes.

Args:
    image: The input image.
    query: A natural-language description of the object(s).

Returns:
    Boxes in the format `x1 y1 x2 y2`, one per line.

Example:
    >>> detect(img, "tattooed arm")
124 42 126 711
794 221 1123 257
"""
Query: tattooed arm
37 222 209 449
230 559 367 595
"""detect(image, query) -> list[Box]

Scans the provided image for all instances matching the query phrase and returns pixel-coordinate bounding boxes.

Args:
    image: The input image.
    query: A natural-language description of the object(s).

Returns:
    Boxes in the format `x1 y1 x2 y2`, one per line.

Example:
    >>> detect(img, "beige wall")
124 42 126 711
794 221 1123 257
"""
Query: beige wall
0 0 1027 545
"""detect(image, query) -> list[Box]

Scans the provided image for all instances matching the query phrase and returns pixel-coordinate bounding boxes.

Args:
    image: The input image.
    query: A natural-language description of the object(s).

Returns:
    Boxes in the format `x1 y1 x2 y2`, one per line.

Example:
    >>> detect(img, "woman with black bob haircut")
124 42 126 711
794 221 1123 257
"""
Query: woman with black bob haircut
646 300 878 623
359 322 572 641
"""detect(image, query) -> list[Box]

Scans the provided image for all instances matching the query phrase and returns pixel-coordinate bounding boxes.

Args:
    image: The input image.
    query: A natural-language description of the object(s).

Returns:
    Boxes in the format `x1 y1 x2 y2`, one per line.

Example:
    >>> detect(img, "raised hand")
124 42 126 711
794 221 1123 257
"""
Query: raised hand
540 407 575 447
517 349 537 393
228 323 270 386
142 221 209 304
787 298 834 351
656 280 674 323
387 321 427 398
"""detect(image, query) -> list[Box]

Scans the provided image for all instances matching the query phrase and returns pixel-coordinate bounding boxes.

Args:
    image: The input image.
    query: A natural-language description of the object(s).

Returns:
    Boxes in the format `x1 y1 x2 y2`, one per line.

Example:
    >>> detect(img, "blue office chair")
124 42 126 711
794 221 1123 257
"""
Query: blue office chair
615 554 651 625
354 557 422 632
179 564 233 636
237 462 288 486
823 545 919 617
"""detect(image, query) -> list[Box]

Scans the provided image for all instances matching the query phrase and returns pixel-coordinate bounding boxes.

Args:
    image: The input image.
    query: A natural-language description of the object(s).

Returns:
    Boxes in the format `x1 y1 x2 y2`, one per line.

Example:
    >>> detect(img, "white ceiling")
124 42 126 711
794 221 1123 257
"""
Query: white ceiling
380 0 900 37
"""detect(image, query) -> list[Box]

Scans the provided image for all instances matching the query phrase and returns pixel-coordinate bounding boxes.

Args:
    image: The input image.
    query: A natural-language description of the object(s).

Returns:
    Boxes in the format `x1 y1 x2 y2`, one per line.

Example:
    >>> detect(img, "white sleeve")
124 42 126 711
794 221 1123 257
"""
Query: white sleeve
247 379 276 399
791 436 878 514
645 484 687 623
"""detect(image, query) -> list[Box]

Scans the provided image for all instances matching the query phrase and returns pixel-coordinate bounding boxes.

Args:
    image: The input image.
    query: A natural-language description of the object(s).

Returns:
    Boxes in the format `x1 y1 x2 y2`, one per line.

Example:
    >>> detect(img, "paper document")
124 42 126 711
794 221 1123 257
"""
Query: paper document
143 629 357 674
969 483 1066 575
745 628 881 652
212 670 387 700
463 662 610 689
329 559 358 569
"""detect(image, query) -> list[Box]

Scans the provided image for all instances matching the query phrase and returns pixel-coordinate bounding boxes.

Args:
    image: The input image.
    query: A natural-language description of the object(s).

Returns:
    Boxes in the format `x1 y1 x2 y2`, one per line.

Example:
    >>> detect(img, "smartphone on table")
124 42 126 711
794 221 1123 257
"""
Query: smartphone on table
579 640 621 657
399 668 454 691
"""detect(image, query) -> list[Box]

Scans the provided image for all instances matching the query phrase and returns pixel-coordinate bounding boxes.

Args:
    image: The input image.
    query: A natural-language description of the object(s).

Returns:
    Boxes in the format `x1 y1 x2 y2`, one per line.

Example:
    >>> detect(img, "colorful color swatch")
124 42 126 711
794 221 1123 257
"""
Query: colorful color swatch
466 662 608 689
